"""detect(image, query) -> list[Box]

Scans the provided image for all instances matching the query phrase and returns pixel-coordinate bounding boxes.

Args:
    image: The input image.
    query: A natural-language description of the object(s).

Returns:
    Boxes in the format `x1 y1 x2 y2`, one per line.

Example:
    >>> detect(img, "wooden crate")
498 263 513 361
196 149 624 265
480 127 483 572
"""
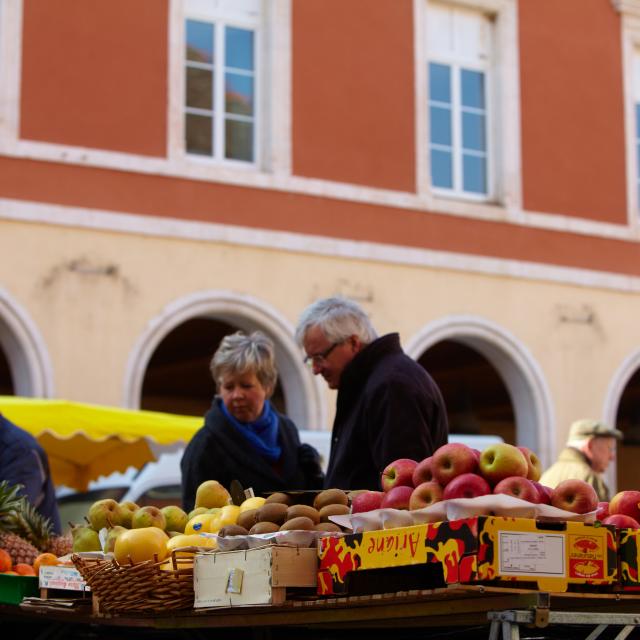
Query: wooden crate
194 545 317 608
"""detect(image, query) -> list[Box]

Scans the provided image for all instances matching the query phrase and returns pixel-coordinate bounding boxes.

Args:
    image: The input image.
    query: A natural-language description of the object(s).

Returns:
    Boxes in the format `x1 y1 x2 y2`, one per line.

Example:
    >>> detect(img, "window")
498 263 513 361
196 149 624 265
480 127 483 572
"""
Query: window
184 0 260 163
427 3 493 199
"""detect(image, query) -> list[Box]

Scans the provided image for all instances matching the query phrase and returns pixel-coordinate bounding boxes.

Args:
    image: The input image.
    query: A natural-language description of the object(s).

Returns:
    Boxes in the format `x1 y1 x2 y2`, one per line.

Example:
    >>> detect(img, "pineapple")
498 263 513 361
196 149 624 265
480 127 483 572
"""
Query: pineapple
0 480 54 565
46 532 73 557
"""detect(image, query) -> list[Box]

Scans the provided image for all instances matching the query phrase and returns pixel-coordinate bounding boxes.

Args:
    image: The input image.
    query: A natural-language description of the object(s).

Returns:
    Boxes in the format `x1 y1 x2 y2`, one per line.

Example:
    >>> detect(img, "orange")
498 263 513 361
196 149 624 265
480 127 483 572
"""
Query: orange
14 563 36 576
0 549 11 572
33 552 59 574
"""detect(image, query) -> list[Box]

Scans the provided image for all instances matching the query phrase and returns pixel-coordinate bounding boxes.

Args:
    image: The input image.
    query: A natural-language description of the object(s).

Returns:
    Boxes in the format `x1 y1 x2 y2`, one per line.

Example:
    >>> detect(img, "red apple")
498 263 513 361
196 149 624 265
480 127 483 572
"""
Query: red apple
409 481 443 510
493 476 539 503
531 481 553 505
478 443 528 485
609 490 640 522
380 485 414 510
381 458 418 492
602 514 640 529
431 443 478 487
471 448 482 463
596 501 609 521
351 490 384 514
442 473 491 500
551 479 598 514
517 446 542 482
412 456 434 487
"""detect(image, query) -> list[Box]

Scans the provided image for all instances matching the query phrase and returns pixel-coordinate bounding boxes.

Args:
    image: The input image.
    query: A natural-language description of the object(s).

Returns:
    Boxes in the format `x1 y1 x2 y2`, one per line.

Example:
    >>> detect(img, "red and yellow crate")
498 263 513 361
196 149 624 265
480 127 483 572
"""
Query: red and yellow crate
318 516 617 595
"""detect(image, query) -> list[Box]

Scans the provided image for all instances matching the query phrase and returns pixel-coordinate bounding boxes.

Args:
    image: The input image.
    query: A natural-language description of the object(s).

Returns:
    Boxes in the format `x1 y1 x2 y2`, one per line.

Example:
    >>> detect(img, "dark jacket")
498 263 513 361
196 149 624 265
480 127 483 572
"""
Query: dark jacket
180 399 324 511
0 414 62 534
324 333 448 491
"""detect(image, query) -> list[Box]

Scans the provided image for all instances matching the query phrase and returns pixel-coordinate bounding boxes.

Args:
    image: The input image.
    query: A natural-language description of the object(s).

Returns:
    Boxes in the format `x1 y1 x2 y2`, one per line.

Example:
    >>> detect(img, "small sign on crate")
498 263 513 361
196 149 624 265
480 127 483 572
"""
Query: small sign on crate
39 565 90 592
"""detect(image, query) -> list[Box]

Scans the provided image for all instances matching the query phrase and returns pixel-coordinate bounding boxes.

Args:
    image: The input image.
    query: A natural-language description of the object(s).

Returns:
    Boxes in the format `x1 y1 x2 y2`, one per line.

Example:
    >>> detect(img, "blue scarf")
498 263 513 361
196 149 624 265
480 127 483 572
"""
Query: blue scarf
219 398 282 462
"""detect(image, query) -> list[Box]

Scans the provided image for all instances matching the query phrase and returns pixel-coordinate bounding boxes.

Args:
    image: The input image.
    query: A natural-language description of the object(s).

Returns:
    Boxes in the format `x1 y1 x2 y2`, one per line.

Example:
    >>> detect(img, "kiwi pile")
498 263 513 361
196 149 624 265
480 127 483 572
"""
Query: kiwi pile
218 488 351 536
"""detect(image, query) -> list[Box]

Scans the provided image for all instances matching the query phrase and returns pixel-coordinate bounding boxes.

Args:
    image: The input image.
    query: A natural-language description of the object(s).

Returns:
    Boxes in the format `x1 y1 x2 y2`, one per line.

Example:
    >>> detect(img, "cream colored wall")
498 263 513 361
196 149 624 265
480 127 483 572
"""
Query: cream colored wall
1 218 638 463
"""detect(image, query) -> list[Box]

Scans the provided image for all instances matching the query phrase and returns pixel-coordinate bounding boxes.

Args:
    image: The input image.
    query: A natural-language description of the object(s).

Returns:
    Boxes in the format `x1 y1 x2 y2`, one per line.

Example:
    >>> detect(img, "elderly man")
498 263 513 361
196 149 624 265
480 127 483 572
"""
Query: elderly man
540 418 622 501
295 296 448 490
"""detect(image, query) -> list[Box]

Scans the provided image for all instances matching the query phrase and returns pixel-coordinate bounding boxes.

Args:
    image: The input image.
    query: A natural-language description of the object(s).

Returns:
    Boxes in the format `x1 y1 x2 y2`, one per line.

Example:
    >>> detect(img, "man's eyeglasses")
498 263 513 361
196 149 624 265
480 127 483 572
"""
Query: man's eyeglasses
304 341 342 368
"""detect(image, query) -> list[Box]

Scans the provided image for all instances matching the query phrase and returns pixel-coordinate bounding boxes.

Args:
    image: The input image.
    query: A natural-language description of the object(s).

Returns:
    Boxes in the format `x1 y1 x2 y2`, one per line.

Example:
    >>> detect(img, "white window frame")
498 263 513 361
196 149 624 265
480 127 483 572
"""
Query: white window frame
182 0 261 167
616 0 640 233
415 0 521 214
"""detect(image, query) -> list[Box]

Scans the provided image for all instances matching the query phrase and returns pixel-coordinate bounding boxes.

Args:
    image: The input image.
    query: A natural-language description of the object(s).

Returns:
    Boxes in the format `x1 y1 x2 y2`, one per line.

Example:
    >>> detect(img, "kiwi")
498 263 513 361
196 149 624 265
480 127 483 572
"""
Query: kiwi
279 516 316 531
249 521 280 534
217 524 249 537
237 508 259 531
265 492 294 506
315 522 342 533
286 504 321 524
256 503 289 525
313 488 349 510
318 503 350 522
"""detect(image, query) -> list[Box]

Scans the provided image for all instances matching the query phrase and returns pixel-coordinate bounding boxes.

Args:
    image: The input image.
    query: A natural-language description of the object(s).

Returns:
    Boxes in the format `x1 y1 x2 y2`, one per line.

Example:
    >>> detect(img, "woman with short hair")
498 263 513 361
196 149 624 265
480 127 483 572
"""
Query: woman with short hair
181 331 324 512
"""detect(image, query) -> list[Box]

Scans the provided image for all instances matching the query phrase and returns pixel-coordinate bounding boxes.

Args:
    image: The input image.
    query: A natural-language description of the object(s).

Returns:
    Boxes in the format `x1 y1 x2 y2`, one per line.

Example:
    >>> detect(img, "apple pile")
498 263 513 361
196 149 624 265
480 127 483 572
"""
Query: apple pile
596 490 640 529
353 442 599 518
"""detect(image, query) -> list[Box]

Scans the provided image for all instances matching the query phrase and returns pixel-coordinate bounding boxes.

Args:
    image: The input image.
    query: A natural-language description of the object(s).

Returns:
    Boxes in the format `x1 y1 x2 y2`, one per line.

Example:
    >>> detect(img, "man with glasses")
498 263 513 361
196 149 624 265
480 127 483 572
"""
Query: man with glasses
295 297 448 490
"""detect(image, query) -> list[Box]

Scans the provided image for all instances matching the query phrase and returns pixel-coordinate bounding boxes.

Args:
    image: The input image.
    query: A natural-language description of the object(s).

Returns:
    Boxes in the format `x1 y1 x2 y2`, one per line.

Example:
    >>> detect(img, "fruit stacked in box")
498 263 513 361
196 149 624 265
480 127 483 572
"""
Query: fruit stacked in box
0 481 73 580
317 516 617 595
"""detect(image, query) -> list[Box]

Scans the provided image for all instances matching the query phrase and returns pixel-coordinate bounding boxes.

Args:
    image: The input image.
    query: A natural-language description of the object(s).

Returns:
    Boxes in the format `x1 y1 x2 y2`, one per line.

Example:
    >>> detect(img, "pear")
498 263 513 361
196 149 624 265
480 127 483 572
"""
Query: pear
160 505 188 533
71 524 102 552
195 480 232 509
104 525 127 553
118 501 139 528
87 498 128 531
188 507 208 520
131 505 166 530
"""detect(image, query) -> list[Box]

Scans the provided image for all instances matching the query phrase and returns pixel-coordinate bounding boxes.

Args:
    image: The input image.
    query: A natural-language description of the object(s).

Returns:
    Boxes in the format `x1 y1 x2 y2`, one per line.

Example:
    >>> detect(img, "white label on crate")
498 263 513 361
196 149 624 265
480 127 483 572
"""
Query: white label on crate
226 568 244 594
39 565 91 591
498 531 566 577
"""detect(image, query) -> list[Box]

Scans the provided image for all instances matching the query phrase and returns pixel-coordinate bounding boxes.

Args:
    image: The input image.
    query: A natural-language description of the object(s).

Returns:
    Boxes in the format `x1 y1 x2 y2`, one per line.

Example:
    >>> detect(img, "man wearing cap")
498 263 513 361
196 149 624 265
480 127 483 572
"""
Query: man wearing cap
540 418 622 501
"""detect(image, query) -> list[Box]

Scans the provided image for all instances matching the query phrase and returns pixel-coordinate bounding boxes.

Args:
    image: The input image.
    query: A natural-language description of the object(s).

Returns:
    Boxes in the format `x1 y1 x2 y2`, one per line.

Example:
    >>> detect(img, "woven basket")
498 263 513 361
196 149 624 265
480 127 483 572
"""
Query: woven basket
72 547 204 613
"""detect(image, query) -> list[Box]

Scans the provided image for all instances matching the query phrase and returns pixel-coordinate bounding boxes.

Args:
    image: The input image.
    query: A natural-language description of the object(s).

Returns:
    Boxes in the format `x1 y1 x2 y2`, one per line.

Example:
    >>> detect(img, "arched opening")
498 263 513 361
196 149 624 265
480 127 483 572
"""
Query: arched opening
615 366 640 491
0 345 15 395
405 316 554 467
125 291 325 431
418 340 516 444
140 317 285 417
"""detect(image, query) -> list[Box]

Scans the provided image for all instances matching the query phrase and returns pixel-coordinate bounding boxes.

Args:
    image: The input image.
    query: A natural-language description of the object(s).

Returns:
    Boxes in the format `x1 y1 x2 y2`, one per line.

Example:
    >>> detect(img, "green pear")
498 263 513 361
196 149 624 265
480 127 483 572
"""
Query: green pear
118 501 139 528
104 525 127 553
131 505 166 530
160 505 188 533
187 507 208 519
87 498 128 531
71 524 102 552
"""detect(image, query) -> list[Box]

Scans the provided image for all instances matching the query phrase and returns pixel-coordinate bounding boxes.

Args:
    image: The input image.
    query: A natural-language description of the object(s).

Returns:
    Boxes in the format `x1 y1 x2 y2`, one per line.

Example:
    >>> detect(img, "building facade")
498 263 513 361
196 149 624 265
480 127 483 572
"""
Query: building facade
1 0 639 490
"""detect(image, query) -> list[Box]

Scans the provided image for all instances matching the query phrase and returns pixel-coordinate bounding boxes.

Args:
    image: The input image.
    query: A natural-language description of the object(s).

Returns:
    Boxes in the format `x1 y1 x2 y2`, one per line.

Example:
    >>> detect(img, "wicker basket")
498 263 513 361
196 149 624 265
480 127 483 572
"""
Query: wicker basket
72 547 204 613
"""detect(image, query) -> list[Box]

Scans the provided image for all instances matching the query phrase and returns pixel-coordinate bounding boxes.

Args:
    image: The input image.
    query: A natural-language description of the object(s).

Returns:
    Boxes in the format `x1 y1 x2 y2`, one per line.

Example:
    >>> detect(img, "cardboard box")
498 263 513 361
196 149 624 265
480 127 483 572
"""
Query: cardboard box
318 516 617 595
194 545 318 608
0 574 39 605
616 527 640 589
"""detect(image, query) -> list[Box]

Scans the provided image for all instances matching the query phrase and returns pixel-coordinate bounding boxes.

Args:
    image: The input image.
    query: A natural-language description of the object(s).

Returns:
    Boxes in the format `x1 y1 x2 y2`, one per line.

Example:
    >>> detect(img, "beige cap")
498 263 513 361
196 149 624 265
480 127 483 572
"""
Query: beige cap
568 418 622 441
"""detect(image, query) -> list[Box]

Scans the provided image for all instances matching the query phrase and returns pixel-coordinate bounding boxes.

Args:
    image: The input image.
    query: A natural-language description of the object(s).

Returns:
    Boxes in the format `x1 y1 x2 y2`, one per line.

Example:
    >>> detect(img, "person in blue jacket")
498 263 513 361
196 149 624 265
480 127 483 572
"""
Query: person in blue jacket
0 413 62 533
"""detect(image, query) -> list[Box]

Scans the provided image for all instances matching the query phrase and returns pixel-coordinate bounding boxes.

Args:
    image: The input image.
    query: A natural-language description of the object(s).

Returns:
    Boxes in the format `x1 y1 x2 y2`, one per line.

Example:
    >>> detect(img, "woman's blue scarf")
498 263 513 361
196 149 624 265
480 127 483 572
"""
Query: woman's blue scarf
219 398 282 462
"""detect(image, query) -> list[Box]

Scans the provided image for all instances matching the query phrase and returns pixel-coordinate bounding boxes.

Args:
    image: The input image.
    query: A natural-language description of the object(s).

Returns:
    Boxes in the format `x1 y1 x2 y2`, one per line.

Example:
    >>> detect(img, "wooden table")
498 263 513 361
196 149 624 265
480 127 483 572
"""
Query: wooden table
4 585 640 639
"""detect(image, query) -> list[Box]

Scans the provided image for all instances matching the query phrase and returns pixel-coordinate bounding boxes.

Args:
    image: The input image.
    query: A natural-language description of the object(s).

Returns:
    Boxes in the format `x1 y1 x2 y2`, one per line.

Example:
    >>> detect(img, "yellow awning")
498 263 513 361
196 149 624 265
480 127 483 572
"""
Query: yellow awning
0 396 202 491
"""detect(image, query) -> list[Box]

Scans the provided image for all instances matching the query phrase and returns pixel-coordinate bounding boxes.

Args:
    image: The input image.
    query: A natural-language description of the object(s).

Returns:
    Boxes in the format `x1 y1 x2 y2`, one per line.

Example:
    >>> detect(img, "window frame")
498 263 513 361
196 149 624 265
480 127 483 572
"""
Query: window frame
415 0 520 212
182 1 262 167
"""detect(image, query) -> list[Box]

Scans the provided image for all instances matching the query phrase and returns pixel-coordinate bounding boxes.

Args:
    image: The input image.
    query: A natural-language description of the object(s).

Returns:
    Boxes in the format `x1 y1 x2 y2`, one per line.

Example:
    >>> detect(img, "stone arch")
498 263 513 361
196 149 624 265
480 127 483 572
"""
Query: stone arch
0 288 54 397
404 315 555 467
603 347 640 493
123 290 326 431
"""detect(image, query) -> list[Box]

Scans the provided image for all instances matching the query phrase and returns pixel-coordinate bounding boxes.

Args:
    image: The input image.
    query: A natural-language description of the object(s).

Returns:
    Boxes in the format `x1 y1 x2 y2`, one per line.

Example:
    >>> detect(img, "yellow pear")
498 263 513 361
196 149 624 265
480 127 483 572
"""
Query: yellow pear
239 496 266 513
184 513 217 535
195 480 232 509
209 505 241 533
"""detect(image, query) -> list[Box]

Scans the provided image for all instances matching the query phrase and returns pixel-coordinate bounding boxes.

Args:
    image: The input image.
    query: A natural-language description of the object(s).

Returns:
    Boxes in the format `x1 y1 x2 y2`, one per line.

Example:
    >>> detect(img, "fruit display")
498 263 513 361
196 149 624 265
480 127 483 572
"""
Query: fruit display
348 443 612 524
0 481 71 573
